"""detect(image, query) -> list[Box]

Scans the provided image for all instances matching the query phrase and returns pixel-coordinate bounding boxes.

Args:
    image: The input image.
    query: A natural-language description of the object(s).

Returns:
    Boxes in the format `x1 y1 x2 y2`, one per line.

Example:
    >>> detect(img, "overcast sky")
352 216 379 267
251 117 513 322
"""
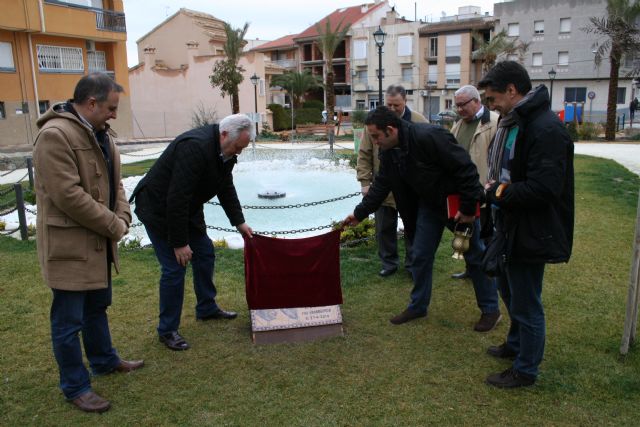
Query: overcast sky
123 0 498 67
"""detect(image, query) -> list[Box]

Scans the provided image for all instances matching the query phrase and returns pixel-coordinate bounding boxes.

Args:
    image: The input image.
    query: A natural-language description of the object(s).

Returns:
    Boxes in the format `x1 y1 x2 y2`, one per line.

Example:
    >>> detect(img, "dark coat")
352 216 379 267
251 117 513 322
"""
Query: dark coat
131 125 245 248
487 85 574 264
354 121 484 240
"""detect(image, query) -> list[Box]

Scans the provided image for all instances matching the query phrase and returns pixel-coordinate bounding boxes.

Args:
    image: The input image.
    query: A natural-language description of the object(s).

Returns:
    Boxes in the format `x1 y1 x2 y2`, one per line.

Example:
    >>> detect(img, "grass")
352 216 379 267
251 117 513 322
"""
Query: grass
1 155 640 425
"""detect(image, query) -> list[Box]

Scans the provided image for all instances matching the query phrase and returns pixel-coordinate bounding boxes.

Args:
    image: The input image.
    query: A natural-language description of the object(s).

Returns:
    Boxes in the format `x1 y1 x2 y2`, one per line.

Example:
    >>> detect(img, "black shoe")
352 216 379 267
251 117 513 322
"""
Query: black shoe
390 308 427 325
487 342 517 360
451 271 469 280
197 308 238 321
159 331 190 351
486 368 535 388
474 312 502 332
379 267 398 277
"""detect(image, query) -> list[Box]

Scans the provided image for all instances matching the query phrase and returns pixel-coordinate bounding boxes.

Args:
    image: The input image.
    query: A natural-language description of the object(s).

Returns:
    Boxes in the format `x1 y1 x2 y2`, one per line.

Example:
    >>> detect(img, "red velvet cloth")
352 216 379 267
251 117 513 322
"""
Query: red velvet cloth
244 230 343 310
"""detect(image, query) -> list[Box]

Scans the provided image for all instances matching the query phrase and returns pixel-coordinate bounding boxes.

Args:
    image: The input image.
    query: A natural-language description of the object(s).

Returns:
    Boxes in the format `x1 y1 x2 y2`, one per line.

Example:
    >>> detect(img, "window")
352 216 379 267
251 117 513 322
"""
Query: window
0 42 15 71
37 45 84 72
427 64 438 85
353 39 367 60
564 87 586 103
560 18 571 33
402 67 412 82
617 87 626 104
87 50 106 72
445 99 453 109
52 0 103 7
445 63 460 86
532 52 543 67
534 20 544 34
558 51 569 66
397 35 412 56
0 102 5 119
356 99 366 110
39 100 50 114
355 69 367 84
429 37 438 57
445 34 461 57
507 23 520 37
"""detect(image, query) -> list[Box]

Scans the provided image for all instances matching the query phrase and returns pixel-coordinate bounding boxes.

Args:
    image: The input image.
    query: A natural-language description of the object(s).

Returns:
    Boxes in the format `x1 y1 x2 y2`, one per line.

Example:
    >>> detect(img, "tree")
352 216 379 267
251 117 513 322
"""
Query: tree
209 22 249 114
270 70 322 109
472 29 530 73
315 18 351 126
583 0 640 140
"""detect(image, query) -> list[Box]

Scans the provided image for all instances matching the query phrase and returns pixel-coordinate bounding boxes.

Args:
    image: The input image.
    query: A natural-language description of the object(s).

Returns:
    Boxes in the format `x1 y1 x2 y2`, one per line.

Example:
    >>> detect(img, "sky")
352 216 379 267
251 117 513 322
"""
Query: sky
123 0 498 67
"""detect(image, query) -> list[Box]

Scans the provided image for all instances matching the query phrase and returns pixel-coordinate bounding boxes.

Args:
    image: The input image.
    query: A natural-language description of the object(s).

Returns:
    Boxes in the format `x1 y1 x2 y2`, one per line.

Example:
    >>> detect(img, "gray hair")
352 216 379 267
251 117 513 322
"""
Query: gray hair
454 85 481 101
219 114 253 141
386 84 407 99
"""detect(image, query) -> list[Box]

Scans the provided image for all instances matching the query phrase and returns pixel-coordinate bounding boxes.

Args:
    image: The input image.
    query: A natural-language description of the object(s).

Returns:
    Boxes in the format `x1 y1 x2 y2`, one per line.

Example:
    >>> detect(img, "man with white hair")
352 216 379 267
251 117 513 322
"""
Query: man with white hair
449 84 501 332
130 114 254 351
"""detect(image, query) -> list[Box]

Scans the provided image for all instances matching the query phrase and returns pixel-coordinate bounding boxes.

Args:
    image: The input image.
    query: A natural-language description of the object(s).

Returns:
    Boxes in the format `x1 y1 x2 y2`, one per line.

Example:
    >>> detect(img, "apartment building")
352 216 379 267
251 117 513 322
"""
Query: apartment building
417 6 494 119
494 0 636 117
253 34 299 106
0 0 132 149
351 10 423 112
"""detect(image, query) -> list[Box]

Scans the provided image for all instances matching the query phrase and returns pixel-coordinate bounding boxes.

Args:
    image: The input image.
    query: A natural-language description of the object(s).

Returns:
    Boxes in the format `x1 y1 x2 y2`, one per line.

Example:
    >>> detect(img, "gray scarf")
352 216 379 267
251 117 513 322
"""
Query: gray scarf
487 112 517 183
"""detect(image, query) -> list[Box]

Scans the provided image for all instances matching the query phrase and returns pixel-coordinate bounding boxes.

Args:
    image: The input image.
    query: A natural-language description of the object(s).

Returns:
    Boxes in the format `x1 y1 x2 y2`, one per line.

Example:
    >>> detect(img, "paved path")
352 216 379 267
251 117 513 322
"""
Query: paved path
573 143 640 175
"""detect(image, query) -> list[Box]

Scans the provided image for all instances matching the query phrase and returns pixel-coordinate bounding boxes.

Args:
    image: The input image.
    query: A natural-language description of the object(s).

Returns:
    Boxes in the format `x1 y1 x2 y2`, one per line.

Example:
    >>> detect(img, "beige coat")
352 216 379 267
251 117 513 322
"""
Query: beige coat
33 104 131 291
356 109 427 208
450 108 499 186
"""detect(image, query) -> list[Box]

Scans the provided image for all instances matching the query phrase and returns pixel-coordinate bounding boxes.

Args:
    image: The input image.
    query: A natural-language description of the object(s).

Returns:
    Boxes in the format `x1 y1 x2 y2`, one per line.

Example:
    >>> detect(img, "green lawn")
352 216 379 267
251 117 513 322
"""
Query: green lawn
1 155 639 425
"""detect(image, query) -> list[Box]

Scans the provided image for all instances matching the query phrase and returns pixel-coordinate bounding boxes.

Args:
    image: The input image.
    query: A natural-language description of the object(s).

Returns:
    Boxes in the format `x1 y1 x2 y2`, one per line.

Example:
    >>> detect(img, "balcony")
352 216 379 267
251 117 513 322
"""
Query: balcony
269 59 298 69
95 10 126 33
44 1 126 37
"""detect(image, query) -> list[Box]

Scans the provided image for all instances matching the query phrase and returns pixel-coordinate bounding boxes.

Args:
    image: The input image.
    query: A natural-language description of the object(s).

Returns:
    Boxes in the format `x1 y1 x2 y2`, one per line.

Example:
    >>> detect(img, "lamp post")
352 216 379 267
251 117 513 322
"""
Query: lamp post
250 73 259 139
373 26 386 107
548 67 557 111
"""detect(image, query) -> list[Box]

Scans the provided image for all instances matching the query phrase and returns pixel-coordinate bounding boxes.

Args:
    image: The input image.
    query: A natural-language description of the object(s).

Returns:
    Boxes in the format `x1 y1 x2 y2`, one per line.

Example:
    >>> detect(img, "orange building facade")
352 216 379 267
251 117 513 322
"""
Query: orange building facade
0 0 132 149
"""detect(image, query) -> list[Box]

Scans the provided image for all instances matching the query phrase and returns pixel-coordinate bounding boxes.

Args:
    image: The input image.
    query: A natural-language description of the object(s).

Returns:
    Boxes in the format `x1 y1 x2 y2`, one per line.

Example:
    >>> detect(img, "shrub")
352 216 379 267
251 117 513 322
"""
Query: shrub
213 238 228 248
578 122 601 140
303 100 324 109
566 122 579 142
351 109 367 128
295 107 323 125
332 217 375 246
0 220 5 231
191 102 217 128
119 237 142 250
267 104 290 131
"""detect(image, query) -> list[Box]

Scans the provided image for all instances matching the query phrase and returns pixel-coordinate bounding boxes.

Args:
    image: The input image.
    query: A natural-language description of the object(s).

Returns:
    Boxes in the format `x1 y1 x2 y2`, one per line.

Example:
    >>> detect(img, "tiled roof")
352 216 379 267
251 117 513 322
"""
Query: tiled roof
253 34 298 51
294 2 386 41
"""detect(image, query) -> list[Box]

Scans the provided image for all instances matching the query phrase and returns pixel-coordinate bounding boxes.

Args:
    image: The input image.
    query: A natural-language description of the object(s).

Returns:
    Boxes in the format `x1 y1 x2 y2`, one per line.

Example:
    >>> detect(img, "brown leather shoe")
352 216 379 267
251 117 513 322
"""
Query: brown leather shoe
390 308 427 325
474 312 502 332
114 359 144 373
70 391 111 413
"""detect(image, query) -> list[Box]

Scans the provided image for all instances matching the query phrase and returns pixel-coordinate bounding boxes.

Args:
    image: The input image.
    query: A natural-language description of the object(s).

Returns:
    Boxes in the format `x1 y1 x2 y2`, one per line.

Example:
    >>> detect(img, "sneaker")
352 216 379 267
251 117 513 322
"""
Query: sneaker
486 368 535 388
487 342 517 360
390 308 427 325
474 312 502 332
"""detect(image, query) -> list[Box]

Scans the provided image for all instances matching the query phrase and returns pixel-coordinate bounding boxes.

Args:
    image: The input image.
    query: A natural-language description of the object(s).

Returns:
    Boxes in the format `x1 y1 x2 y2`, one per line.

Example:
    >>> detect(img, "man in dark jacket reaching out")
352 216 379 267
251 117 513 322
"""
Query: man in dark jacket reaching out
343 106 485 326
480 61 574 389
131 114 253 351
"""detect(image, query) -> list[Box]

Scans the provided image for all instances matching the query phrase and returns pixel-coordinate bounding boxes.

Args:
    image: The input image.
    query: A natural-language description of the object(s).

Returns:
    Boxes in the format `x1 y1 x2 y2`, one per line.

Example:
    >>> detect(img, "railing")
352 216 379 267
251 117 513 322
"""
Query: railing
270 59 298 69
95 9 126 33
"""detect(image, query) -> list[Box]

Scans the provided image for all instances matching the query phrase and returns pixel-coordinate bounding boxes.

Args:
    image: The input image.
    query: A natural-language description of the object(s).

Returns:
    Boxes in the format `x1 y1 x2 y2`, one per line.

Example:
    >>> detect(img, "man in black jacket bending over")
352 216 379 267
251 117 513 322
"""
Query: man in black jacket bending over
480 61 573 388
131 114 253 351
344 106 484 325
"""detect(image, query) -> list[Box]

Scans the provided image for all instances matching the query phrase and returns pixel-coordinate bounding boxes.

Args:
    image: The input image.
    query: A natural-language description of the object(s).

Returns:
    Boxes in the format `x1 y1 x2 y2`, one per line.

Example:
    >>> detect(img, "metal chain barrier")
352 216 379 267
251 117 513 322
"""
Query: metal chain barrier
24 207 37 215
0 186 15 197
206 223 335 235
206 191 360 210
1 169 17 177
0 227 19 236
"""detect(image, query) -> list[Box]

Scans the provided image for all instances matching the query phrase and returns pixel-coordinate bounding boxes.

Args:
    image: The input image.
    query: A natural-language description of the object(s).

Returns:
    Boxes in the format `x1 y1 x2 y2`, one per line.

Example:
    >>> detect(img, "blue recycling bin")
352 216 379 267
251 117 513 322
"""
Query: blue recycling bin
564 103 583 123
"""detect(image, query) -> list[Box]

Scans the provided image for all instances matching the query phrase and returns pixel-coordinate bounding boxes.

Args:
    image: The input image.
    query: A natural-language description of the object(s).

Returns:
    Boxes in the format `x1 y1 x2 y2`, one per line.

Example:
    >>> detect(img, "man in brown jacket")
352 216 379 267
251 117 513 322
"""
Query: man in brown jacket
356 85 426 277
33 73 143 413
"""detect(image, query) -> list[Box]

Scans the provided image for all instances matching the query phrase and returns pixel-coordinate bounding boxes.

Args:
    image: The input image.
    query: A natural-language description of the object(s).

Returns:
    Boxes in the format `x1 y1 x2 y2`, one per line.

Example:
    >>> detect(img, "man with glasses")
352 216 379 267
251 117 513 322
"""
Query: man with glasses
448 85 502 332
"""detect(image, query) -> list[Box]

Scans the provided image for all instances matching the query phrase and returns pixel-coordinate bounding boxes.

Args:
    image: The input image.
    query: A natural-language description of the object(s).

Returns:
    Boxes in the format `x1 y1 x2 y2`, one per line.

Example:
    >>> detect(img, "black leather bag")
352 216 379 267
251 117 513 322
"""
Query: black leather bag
482 229 507 277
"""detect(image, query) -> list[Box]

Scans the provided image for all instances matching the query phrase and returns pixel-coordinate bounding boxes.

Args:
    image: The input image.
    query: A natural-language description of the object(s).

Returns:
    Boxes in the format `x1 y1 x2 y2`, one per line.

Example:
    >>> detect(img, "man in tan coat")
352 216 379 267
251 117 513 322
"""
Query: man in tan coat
34 73 143 413
356 85 426 277
448 84 502 332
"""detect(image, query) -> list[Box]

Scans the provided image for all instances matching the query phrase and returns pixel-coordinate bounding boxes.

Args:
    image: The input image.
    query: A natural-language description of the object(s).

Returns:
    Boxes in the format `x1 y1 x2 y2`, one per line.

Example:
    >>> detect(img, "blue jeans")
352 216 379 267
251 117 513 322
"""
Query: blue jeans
146 227 220 336
409 203 499 315
50 272 120 400
498 260 546 378
464 218 499 314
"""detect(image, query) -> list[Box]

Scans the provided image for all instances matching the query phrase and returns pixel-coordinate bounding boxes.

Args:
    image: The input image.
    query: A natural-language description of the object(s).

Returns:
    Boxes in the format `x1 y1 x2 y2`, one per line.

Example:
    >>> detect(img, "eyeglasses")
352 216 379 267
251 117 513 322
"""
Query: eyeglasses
455 98 475 109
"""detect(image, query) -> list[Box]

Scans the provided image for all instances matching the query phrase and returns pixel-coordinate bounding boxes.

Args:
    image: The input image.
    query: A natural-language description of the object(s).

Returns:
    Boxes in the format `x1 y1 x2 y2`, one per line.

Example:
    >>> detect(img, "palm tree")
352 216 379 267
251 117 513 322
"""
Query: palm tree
270 70 322 109
209 22 249 114
315 18 351 126
472 29 530 73
583 0 640 140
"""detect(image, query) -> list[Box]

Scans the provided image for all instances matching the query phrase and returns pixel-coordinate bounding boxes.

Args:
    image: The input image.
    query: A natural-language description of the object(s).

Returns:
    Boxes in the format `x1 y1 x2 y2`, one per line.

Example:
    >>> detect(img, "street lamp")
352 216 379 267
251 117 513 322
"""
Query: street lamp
250 73 259 138
373 26 386 107
548 67 557 111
